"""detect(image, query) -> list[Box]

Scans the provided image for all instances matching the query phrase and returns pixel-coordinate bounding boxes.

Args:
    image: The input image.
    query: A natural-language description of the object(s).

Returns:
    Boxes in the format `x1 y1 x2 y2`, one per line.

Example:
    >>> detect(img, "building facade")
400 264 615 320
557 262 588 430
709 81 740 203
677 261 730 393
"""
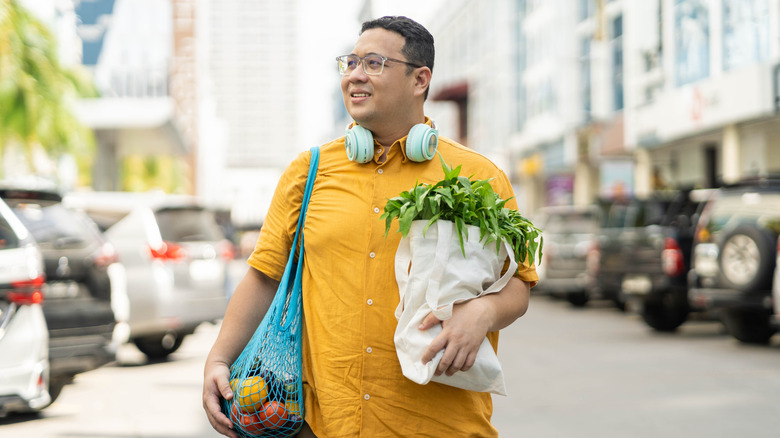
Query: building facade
428 0 780 215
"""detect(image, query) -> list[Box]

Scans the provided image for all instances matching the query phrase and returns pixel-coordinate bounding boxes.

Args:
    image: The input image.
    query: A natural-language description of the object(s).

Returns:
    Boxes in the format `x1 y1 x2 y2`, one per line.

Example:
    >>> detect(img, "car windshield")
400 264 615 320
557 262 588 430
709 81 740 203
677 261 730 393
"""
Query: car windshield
155 208 225 242
12 203 100 248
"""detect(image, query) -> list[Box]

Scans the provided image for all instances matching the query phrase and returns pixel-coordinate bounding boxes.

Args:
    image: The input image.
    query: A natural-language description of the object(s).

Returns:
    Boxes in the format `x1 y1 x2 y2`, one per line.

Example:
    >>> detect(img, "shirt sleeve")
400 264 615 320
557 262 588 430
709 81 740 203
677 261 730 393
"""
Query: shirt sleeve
247 150 311 281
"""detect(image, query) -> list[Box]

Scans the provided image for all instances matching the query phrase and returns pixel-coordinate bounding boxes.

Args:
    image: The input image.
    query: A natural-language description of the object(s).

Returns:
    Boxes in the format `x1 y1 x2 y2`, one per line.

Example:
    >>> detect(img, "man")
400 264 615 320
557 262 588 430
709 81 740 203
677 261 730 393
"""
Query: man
203 16 537 437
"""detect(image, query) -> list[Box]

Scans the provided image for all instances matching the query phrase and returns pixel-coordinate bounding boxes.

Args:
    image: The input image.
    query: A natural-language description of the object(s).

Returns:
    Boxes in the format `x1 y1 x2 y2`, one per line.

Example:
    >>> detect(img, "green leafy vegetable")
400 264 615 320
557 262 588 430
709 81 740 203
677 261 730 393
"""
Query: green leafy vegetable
381 156 543 267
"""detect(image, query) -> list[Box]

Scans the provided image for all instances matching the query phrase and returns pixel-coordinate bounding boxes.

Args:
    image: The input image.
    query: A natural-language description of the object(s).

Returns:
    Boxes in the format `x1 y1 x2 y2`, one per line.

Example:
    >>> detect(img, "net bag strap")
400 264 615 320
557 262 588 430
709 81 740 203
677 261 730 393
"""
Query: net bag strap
273 146 320 328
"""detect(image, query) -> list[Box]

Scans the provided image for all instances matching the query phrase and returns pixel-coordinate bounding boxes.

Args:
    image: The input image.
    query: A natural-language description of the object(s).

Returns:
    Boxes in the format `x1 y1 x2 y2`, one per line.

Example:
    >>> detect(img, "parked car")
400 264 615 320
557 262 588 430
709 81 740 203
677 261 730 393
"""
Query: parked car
688 179 780 344
64 191 232 359
615 189 714 331
587 190 709 316
0 187 118 402
0 198 50 415
532 204 602 306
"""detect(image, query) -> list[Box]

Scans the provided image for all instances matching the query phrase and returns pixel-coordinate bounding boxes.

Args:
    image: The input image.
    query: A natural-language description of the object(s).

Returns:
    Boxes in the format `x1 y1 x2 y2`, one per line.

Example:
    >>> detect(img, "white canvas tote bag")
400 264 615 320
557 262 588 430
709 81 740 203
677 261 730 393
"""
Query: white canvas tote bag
394 220 518 395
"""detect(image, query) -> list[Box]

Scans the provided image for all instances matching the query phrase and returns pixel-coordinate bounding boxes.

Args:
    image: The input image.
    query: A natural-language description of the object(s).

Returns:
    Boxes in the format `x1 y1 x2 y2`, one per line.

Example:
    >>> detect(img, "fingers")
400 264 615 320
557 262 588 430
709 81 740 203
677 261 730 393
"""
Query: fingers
204 394 237 437
421 333 446 365
418 311 442 330
203 363 237 437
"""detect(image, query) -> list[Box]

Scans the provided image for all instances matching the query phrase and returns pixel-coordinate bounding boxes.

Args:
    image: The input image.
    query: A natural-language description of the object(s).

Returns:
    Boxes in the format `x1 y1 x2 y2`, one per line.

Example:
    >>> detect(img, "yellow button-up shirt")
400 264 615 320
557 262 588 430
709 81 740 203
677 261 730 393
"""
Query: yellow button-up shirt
249 127 538 437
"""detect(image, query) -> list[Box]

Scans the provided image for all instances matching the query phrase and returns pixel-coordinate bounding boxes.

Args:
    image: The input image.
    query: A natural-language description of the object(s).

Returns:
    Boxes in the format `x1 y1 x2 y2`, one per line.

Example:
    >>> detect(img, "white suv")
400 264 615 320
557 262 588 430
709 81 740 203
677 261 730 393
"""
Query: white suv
0 198 49 415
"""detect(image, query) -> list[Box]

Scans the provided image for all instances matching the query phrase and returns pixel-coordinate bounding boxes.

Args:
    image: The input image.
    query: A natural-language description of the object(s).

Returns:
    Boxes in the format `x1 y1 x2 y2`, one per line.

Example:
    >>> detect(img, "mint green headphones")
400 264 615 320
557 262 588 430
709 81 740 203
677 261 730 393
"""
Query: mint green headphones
345 122 439 163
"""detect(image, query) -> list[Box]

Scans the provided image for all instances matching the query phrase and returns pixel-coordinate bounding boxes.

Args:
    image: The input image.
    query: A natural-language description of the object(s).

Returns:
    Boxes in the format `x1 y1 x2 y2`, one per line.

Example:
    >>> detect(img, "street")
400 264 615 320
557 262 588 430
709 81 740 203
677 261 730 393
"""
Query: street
2 294 780 437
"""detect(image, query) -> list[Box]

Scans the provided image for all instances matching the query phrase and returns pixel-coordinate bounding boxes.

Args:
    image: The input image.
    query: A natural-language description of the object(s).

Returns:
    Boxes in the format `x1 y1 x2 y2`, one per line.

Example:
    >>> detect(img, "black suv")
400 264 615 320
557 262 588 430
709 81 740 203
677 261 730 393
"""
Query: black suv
688 179 780 344
588 190 709 322
0 187 117 402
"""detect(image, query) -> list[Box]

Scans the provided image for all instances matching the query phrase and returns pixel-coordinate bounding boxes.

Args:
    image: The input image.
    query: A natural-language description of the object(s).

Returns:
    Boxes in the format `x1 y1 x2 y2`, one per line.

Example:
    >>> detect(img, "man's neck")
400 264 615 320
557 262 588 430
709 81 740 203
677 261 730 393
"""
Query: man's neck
370 117 427 147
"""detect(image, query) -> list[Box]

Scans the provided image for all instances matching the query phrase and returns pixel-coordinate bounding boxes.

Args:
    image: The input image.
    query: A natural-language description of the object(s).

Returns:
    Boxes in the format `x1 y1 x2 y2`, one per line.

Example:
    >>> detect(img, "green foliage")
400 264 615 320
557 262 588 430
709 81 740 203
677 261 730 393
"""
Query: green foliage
0 0 97 172
381 156 543 267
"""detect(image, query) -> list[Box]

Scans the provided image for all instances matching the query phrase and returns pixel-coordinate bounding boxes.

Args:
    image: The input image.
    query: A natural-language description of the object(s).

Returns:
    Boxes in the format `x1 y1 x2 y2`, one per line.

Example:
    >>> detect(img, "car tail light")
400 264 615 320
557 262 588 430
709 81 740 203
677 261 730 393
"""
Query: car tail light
662 237 685 277
218 240 236 261
93 242 119 267
8 275 45 304
149 241 187 262
586 242 600 274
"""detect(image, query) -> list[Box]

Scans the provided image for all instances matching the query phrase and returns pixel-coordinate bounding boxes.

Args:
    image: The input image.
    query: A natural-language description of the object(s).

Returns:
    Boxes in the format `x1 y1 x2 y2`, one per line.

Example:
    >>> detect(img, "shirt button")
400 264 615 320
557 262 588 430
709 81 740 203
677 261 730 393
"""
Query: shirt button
366 347 373 353
364 394 370 400
373 207 380 213
369 252 376 258
367 299 373 305
377 168 384 174
376 147 384 155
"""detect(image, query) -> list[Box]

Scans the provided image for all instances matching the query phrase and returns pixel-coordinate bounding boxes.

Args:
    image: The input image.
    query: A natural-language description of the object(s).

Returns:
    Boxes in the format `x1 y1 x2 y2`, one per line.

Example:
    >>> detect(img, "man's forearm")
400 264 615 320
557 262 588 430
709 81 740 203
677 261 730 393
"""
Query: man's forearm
482 276 530 332
206 267 280 366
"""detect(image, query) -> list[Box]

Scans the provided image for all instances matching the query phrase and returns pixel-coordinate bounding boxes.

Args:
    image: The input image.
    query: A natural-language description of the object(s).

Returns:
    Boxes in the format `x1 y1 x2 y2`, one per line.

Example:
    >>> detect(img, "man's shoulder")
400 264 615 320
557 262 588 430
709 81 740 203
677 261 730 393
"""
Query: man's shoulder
437 137 503 173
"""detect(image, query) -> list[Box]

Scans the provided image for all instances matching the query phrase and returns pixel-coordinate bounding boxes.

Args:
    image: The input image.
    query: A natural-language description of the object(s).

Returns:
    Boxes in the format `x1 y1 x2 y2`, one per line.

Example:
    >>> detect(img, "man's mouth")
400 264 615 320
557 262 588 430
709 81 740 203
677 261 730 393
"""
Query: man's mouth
351 92 370 98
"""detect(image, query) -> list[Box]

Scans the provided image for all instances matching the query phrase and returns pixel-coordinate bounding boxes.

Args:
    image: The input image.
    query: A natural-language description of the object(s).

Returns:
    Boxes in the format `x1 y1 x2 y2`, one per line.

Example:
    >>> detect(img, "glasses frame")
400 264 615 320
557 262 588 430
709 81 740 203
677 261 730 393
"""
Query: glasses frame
336 54 423 76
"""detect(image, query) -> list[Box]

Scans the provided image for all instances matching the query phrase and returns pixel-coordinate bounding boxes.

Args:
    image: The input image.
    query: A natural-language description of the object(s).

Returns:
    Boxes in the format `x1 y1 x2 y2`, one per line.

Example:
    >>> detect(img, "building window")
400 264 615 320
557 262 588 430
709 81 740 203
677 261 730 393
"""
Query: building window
579 0 593 21
722 0 769 71
674 0 710 86
516 0 527 130
580 37 591 121
611 15 623 111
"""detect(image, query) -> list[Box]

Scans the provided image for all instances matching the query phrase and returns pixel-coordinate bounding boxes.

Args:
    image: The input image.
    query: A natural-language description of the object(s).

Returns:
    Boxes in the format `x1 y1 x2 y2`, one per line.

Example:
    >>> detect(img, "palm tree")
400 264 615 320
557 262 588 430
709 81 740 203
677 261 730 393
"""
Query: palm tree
0 0 98 179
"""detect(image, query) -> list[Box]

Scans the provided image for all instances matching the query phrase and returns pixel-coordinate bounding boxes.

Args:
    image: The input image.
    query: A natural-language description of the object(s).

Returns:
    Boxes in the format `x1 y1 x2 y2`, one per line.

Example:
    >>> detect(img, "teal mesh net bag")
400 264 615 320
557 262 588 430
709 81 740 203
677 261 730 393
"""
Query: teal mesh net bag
221 147 319 437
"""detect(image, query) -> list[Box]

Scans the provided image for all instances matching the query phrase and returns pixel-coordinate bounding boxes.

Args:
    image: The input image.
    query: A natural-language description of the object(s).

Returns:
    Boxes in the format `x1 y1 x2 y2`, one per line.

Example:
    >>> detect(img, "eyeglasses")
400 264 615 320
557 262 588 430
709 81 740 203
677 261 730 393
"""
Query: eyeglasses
336 54 423 76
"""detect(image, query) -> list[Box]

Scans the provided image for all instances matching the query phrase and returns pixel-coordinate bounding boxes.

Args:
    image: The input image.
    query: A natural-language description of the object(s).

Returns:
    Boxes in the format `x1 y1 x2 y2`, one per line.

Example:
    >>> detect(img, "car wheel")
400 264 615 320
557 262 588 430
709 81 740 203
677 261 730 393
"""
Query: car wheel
641 290 690 332
718 225 777 291
133 333 185 360
47 376 72 405
566 291 589 307
722 308 776 344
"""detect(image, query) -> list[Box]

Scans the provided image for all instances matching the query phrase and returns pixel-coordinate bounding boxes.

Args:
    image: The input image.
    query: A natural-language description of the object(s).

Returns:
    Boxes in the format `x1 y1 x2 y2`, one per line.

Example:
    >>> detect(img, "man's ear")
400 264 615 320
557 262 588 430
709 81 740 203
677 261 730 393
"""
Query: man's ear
413 67 432 98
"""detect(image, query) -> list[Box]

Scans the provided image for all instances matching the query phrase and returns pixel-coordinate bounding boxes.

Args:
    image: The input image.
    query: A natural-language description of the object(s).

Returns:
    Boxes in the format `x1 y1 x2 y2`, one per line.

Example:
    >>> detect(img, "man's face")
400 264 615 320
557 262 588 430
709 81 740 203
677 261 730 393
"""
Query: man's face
341 28 418 131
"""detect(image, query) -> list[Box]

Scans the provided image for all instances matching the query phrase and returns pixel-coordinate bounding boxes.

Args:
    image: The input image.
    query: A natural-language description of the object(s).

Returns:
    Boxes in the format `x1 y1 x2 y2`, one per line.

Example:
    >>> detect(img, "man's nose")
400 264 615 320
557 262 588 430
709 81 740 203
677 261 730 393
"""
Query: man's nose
348 61 369 80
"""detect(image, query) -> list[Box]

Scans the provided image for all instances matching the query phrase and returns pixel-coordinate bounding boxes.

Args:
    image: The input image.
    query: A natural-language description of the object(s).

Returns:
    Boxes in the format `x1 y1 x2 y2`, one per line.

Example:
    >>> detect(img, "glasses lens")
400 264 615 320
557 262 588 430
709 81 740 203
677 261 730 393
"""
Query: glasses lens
363 55 384 75
338 55 359 75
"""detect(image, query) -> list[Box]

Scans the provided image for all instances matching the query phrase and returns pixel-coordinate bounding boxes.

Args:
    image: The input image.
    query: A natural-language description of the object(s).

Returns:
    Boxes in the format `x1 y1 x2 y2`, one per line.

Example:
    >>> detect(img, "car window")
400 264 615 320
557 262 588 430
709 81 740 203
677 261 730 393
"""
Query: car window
12 203 101 249
704 191 780 235
0 212 21 249
155 208 224 242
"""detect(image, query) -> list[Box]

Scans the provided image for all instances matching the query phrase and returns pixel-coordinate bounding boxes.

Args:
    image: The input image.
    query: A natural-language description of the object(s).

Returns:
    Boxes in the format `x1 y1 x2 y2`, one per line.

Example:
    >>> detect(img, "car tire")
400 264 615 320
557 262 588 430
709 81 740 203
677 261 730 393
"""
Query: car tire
133 333 185 360
566 291 589 307
641 289 690 332
722 308 776 344
718 225 777 291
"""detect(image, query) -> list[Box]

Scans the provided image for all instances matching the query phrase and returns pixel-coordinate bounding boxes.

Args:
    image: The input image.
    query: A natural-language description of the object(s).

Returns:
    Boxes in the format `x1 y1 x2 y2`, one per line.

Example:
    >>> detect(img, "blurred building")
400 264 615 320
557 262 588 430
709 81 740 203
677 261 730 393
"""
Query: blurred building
71 0 193 191
426 0 780 214
624 0 780 192
198 0 299 227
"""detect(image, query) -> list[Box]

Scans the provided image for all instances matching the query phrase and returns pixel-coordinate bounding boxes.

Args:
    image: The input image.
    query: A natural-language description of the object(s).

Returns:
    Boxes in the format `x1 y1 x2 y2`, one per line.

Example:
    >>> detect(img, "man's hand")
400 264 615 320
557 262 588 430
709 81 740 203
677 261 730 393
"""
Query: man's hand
419 277 530 377
203 360 238 438
419 298 492 376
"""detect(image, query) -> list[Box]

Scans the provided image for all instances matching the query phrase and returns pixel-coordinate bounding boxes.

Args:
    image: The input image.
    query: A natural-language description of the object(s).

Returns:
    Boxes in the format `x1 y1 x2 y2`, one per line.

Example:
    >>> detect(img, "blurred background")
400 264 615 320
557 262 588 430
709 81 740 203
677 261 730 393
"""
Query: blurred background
2 0 778 222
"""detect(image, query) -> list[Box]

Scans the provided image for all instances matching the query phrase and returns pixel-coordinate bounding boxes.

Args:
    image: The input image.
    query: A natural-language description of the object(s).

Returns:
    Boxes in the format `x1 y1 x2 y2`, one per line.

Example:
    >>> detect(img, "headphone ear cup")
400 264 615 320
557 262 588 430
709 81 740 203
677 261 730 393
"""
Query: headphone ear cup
345 125 374 163
406 124 439 162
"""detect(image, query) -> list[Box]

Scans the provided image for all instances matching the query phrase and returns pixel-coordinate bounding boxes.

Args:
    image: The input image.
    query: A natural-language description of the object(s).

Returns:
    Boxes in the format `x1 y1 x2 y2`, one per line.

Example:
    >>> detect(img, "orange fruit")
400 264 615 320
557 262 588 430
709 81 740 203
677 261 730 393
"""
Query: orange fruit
239 412 264 434
233 376 268 413
258 400 288 430
286 400 301 416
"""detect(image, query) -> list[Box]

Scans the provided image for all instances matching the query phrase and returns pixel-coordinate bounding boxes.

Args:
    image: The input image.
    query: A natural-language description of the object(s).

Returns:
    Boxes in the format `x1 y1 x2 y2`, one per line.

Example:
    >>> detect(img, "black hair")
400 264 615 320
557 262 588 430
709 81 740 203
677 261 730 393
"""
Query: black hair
361 16 435 99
